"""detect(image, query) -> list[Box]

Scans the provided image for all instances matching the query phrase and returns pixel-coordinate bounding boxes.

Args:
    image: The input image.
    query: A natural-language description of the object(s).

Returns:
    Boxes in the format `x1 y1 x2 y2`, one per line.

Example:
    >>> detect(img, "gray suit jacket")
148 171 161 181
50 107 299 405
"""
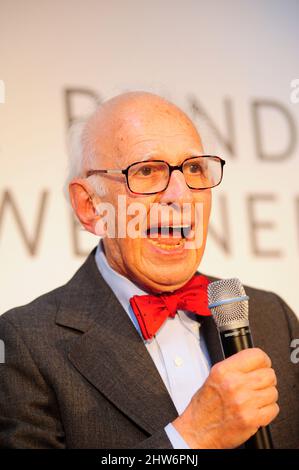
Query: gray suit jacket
0 248 298 448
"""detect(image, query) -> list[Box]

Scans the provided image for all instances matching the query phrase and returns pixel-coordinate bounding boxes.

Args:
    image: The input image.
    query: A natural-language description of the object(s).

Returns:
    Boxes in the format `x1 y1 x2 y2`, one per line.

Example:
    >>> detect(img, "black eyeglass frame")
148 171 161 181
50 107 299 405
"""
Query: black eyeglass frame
86 155 226 195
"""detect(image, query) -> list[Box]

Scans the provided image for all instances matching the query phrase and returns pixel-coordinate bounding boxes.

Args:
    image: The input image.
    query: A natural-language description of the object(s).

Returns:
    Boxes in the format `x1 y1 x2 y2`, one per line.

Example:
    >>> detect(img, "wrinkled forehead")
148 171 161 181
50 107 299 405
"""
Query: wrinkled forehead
87 100 203 169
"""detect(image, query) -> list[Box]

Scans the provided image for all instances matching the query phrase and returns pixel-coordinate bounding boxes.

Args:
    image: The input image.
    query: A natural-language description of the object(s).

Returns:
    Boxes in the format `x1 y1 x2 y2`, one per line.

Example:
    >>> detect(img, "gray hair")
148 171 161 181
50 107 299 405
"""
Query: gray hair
64 119 107 203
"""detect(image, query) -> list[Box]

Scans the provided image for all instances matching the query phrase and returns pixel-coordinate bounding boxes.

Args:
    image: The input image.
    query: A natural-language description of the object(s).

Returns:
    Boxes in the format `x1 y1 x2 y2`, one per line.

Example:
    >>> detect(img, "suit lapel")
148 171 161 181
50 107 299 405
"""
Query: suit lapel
197 274 224 366
200 315 223 366
56 248 178 434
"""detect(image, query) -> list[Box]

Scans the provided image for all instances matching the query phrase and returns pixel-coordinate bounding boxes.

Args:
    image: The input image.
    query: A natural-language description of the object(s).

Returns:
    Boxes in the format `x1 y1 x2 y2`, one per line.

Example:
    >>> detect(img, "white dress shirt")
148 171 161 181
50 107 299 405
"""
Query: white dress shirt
95 242 212 449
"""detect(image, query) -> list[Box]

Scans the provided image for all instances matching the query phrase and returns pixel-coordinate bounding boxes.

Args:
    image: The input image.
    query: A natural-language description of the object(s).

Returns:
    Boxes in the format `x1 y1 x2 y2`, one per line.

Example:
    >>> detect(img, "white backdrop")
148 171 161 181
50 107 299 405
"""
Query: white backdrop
0 0 298 317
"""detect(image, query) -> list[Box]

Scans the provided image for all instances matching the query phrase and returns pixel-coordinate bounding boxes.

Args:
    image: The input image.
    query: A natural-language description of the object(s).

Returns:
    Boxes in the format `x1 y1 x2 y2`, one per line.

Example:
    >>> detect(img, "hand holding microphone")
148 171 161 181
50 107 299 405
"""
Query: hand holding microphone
172 278 278 449
208 278 275 448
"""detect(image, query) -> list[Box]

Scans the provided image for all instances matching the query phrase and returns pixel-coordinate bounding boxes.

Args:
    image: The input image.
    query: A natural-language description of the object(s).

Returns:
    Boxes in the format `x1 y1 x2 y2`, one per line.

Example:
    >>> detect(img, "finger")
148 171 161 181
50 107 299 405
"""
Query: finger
256 403 280 428
247 367 277 390
252 386 279 409
223 348 272 373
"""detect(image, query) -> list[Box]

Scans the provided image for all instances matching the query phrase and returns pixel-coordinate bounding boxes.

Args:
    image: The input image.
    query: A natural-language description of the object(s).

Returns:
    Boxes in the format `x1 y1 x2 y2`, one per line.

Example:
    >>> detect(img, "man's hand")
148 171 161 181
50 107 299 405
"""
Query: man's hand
172 348 279 449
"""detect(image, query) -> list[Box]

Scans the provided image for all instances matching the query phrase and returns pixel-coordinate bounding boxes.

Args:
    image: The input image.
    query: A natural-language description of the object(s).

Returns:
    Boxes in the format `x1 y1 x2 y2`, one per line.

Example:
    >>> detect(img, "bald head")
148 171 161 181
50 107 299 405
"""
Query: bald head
81 91 202 174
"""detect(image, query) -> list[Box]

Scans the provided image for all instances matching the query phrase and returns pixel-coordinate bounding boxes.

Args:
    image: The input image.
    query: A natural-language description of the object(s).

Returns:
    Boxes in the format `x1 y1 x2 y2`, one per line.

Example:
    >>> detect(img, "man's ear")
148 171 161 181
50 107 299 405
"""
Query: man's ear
68 179 106 236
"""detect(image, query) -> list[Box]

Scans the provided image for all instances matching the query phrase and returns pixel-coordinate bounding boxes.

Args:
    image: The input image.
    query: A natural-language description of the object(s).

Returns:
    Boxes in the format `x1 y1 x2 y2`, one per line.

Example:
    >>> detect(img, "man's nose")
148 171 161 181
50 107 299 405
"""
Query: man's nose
158 169 192 204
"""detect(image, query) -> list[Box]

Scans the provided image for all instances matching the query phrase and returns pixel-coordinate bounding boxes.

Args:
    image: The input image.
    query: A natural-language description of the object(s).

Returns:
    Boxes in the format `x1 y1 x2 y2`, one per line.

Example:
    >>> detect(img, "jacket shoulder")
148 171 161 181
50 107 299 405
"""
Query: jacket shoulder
0 284 66 330
0 247 99 331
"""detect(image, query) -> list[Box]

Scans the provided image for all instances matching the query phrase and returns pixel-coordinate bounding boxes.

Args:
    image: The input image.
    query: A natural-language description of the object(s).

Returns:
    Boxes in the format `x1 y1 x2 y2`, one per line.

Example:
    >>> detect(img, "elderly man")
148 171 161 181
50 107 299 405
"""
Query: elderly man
0 92 298 449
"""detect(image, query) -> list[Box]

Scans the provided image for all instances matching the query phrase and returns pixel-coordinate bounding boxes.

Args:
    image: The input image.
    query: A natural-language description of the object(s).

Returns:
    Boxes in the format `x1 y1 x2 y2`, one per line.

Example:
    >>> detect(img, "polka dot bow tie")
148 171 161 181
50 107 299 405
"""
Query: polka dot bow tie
129 274 211 341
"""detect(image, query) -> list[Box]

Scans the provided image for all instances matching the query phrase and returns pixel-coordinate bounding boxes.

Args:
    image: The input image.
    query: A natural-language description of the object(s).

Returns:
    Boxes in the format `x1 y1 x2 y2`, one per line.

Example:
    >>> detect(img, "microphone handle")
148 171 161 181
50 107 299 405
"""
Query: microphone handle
219 327 274 449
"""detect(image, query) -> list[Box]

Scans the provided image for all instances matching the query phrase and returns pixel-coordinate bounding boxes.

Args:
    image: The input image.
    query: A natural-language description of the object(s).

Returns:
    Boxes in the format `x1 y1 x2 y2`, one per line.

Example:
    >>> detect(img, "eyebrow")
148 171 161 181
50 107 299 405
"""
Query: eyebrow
138 154 202 164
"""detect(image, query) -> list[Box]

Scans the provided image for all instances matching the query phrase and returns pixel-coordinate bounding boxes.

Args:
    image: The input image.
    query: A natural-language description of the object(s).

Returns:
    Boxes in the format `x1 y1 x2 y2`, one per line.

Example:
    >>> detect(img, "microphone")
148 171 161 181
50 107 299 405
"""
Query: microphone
207 278 274 449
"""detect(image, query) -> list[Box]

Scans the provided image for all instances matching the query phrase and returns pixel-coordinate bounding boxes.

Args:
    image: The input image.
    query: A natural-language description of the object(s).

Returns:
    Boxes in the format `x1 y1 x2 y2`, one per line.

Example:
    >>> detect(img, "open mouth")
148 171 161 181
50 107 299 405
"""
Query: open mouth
146 225 192 238
144 225 193 250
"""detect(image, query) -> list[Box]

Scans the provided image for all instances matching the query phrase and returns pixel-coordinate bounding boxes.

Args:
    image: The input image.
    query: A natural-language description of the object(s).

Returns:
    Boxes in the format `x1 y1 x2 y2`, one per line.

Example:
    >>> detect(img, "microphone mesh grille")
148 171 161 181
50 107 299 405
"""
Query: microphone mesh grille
208 278 249 329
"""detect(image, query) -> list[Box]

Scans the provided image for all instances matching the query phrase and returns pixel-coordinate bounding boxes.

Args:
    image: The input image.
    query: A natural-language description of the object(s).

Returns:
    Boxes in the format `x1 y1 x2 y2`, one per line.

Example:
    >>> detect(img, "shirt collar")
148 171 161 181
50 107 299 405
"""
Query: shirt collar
94 240 148 335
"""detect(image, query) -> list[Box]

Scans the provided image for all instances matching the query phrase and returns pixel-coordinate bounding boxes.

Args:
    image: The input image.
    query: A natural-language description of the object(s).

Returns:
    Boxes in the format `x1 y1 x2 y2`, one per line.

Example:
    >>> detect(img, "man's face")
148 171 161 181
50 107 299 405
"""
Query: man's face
87 99 211 292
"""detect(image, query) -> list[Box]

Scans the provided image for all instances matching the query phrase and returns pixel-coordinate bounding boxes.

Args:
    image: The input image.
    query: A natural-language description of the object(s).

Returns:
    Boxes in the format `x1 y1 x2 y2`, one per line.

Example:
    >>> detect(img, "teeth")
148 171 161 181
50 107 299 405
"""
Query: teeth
149 225 190 229
147 238 185 249
146 225 191 234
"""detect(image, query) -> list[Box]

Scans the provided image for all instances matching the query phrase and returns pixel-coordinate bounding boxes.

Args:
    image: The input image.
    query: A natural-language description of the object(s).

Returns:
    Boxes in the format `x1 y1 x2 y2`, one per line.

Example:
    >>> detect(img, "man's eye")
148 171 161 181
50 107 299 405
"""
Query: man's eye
188 163 202 174
138 166 153 176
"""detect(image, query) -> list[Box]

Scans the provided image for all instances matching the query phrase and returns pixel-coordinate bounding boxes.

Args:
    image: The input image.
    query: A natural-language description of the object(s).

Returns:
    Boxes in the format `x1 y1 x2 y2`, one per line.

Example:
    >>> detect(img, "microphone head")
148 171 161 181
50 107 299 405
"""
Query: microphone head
208 278 249 331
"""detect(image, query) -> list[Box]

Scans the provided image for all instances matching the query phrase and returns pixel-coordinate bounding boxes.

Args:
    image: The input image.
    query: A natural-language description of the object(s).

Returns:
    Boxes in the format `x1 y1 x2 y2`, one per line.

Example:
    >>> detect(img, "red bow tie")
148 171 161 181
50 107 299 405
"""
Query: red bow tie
129 274 211 341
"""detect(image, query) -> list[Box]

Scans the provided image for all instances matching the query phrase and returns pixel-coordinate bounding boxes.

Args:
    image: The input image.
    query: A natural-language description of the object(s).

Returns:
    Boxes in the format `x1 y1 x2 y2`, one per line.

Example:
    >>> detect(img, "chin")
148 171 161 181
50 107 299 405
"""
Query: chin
132 250 201 293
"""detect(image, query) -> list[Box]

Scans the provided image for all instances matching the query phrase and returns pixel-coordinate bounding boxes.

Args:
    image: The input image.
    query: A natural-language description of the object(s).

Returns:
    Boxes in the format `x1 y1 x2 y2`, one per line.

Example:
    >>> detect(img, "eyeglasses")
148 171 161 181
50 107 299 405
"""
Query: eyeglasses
86 155 226 195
